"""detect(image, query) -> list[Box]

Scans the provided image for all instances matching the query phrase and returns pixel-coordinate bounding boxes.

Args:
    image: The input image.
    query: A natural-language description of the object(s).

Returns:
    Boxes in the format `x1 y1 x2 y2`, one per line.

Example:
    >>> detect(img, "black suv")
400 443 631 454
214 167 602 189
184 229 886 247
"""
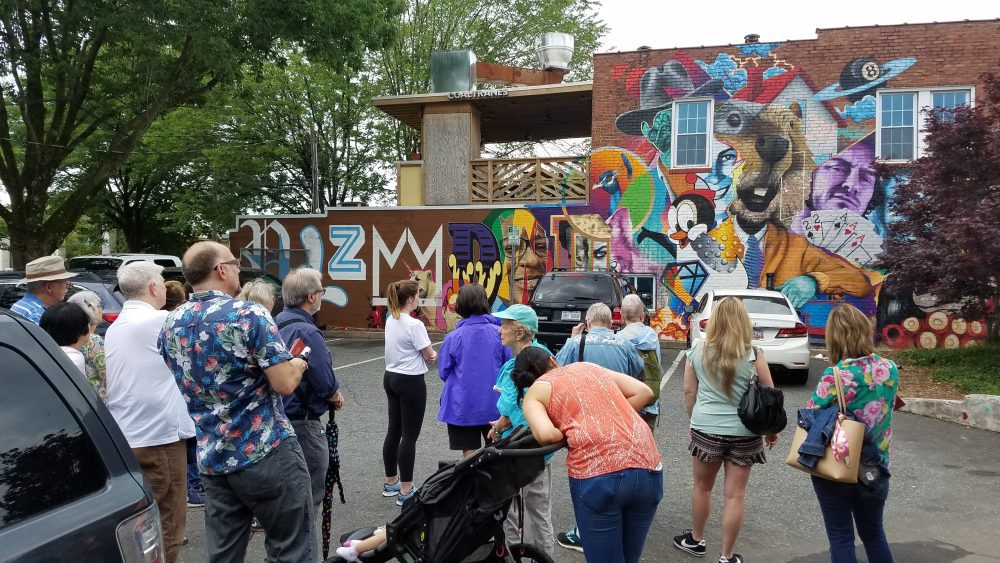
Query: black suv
0 271 125 336
0 310 165 561
529 271 637 351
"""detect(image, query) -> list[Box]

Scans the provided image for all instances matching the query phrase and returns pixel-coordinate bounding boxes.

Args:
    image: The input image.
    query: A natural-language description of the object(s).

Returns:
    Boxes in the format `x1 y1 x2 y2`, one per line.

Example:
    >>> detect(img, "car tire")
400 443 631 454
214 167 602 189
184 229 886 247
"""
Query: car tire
789 368 810 385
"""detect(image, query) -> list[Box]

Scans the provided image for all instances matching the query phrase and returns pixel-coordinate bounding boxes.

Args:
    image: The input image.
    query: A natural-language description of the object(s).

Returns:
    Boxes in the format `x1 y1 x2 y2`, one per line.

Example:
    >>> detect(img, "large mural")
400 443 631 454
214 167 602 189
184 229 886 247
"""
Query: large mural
230 43 986 347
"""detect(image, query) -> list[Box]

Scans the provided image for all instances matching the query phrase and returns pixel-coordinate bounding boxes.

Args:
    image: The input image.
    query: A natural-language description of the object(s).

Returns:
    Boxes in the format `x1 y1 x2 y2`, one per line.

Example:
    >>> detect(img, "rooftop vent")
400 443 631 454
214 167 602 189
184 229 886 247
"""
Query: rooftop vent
744 33 760 44
430 49 477 93
535 32 574 71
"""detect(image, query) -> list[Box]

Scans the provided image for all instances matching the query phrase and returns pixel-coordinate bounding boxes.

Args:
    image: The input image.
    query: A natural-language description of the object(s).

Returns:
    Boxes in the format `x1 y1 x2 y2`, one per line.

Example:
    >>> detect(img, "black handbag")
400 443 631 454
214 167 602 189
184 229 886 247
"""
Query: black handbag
737 347 788 435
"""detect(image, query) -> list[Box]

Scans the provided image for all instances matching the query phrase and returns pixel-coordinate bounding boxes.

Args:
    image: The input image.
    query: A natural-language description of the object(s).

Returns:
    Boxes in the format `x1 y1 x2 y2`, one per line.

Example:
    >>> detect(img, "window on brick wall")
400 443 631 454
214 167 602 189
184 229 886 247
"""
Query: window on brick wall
876 87 973 162
672 99 712 167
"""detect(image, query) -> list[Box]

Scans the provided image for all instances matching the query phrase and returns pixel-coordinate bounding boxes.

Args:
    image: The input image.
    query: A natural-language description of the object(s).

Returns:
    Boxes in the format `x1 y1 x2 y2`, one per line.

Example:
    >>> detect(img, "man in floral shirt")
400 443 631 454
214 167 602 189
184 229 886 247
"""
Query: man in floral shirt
159 241 311 563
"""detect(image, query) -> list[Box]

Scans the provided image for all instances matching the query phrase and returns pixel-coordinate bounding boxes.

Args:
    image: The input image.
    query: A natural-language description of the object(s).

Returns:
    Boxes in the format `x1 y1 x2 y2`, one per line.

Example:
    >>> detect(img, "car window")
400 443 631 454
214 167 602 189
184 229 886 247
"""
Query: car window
733 296 793 315
531 275 614 303
0 283 24 310
67 257 123 271
153 259 175 267
0 346 106 529
66 283 122 313
240 272 282 291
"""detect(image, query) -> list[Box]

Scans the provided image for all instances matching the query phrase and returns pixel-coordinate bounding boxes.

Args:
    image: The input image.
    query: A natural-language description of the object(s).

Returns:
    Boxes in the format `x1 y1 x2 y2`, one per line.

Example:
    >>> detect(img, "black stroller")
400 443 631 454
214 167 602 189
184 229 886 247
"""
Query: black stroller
325 427 564 563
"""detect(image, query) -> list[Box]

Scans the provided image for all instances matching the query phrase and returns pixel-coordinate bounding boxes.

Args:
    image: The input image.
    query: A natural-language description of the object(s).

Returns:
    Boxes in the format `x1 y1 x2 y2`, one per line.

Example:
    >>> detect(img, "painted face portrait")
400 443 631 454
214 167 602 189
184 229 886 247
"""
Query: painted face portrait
512 223 548 304
574 235 589 270
809 137 876 214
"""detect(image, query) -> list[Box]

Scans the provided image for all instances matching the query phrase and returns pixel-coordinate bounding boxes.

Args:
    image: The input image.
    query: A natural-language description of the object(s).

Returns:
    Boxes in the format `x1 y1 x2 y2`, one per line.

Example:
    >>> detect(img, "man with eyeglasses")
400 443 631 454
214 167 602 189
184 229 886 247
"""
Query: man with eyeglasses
274 267 343 525
11 255 77 324
158 241 313 563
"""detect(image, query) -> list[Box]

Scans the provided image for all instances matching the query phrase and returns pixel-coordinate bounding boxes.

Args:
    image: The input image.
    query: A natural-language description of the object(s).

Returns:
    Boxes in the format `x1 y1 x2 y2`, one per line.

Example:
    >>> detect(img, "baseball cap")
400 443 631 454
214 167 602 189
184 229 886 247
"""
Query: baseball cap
493 304 538 333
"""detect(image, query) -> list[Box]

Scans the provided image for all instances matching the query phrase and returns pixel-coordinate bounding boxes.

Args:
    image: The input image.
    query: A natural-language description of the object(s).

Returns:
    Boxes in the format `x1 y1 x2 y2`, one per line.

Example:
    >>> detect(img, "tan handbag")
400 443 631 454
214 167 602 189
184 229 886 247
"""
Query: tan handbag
786 366 865 483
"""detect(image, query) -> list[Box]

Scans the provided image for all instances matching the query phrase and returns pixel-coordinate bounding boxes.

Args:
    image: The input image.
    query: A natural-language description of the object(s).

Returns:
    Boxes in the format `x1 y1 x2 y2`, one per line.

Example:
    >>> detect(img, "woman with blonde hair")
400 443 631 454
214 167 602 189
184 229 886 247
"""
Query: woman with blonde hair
806 304 897 563
381 279 437 505
68 290 107 401
674 297 778 563
238 278 276 315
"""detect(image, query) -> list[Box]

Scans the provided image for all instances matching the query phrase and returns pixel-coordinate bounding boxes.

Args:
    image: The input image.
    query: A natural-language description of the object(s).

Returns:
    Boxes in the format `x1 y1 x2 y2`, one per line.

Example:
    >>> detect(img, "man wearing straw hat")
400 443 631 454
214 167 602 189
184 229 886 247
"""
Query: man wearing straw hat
11 255 77 324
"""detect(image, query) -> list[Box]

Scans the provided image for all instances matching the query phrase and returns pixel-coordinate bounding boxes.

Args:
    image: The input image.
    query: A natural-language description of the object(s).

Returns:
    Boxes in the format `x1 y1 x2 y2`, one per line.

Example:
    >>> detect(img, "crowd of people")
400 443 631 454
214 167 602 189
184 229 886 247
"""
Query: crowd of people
12 251 899 563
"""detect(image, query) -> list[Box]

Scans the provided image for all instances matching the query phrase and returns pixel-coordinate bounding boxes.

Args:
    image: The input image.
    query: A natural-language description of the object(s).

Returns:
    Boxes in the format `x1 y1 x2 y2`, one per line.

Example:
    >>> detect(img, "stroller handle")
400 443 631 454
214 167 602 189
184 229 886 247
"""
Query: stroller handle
495 439 567 457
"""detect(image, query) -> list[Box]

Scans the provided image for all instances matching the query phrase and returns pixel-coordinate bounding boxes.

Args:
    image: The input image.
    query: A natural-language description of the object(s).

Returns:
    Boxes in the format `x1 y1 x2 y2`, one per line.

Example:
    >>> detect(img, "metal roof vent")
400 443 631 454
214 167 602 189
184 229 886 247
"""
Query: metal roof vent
535 32 574 71
430 49 477 93
744 33 760 44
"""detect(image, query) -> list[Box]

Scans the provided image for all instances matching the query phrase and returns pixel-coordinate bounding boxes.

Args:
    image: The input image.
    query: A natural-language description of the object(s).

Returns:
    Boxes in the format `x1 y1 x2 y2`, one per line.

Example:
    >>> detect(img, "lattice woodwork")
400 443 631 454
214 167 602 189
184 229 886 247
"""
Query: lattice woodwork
469 157 589 204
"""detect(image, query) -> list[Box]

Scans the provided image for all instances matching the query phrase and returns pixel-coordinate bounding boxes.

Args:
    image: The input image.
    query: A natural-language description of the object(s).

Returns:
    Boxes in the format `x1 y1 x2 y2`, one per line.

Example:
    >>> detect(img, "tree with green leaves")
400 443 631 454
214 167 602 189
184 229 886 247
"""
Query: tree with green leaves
373 0 607 161
234 52 394 213
0 0 400 268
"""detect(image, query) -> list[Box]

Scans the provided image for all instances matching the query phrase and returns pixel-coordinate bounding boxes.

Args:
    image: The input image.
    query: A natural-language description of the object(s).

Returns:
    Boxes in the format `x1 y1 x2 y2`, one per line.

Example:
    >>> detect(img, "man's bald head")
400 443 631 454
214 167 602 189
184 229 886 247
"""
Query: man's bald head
182 241 228 286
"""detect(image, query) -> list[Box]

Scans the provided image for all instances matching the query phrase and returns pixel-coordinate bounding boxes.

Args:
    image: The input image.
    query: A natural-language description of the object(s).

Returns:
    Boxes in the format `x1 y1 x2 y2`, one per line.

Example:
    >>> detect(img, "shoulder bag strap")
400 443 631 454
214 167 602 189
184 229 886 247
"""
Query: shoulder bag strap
748 346 759 384
277 317 308 330
577 330 587 363
832 365 847 414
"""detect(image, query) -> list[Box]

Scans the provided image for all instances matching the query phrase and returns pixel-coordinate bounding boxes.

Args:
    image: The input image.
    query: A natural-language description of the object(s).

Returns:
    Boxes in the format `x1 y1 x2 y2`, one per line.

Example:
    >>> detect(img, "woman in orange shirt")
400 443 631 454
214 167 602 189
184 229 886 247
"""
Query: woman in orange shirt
515 346 663 563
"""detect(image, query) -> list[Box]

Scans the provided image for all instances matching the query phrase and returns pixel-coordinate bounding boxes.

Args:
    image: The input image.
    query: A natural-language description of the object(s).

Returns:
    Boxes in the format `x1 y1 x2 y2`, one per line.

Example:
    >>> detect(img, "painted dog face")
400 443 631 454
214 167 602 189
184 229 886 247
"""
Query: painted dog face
715 100 815 227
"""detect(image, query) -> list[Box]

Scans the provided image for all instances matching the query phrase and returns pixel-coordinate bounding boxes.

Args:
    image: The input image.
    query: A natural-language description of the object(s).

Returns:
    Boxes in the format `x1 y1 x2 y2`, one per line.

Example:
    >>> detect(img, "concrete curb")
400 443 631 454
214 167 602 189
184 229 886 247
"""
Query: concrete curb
899 394 1000 433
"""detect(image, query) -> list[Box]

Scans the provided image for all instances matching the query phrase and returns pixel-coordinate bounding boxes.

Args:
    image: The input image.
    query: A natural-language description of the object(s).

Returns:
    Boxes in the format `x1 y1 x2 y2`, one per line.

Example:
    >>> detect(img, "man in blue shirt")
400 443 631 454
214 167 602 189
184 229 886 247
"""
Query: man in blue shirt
555 302 643 377
159 241 312 563
11 255 77 324
275 267 342 519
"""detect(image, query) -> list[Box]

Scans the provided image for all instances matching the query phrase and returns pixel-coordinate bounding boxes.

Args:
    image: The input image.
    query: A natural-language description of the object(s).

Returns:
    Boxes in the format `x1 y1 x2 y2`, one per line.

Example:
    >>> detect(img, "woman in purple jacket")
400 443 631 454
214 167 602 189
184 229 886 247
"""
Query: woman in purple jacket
438 283 512 456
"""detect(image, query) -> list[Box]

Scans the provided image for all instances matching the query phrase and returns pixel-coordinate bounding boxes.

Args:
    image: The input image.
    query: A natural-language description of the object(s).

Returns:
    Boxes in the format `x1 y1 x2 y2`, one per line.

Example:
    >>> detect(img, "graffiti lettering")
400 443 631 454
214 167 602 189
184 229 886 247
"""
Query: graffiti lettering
447 223 504 302
372 226 443 298
328 225 366 281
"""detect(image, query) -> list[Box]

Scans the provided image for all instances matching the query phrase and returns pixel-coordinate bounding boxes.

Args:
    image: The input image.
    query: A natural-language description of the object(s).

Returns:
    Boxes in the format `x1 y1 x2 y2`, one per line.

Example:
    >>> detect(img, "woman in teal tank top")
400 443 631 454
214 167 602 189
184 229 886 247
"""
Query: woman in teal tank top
674 297 779 563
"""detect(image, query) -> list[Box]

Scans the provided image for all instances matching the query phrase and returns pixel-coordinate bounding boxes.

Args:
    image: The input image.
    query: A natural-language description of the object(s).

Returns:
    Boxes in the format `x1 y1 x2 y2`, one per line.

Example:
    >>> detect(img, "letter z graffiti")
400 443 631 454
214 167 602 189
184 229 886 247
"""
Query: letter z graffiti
328 225 366 281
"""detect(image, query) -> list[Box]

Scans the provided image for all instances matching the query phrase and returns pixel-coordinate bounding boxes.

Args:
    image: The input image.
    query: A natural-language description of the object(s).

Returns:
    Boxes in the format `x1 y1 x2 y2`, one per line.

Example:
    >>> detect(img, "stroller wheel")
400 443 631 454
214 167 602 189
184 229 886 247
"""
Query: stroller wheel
508 542 555 563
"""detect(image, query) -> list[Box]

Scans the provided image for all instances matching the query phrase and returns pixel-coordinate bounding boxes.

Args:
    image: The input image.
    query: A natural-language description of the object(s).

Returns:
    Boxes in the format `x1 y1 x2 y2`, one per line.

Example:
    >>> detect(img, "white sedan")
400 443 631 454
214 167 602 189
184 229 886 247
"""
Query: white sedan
686 289 811 384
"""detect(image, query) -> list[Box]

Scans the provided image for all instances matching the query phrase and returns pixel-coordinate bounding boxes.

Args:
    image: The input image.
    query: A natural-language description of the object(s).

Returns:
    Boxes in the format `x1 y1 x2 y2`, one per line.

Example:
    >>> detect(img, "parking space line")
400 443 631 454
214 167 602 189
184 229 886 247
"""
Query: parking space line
325 338 343 342
333 341 443 371
661 351 685 390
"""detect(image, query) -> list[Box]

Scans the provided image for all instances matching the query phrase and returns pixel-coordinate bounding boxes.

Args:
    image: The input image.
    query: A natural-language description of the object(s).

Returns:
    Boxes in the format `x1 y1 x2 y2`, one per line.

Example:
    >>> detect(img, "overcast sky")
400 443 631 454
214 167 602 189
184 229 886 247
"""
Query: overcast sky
596 1 999 52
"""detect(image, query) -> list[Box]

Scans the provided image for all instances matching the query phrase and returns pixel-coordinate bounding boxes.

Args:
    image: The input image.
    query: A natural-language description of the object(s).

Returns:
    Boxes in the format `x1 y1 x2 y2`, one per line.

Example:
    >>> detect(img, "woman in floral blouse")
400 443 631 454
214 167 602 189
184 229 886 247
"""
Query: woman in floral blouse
69 290 107 401
806 304 898 563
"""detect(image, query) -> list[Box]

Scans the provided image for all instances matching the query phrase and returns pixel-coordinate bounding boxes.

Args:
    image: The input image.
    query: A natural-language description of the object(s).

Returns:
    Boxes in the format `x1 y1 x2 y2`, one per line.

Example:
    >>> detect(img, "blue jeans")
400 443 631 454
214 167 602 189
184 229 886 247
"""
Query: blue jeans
568 468 663 563
811 475 893 563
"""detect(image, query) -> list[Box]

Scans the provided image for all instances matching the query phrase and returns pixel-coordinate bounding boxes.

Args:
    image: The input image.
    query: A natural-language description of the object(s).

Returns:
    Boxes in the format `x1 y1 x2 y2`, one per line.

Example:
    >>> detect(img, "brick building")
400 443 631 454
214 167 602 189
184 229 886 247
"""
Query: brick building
230 19 1000 347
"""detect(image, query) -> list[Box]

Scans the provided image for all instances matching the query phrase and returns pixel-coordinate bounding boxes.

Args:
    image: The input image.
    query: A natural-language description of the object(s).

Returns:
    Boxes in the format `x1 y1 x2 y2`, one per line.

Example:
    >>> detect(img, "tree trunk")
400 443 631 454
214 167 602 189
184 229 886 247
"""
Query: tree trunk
8 217 62 269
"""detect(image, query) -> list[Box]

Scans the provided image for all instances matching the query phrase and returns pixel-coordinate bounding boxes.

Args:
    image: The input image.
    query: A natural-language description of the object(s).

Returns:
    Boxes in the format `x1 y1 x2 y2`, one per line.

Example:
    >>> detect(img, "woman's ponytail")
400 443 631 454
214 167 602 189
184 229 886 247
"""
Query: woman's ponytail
387 279 420 320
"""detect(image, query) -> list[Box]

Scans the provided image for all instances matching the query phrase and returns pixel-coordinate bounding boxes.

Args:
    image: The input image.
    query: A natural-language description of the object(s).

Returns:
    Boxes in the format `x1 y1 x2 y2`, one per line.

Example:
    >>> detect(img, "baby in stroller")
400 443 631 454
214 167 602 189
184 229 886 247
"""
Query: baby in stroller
327 427 562 563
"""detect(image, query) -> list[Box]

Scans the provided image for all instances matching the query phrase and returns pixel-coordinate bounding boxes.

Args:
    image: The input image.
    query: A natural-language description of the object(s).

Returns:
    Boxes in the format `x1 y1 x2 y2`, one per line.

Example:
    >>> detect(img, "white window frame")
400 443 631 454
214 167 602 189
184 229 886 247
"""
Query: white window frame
671 97 714 168
876 86 975 163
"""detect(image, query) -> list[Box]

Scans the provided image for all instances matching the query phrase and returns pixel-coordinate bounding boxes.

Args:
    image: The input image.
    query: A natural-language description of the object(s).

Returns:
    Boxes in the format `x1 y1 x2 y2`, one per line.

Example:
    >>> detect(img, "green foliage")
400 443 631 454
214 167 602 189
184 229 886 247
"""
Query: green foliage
897 343 1000 395
373 0 607 159
0 0 401 267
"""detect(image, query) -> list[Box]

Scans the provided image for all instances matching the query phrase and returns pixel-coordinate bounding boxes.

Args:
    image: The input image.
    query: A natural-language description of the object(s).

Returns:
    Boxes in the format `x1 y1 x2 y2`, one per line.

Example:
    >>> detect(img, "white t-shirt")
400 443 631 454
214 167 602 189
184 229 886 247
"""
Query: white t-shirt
60 346 86 376
384 313 432 375
105 300 196 448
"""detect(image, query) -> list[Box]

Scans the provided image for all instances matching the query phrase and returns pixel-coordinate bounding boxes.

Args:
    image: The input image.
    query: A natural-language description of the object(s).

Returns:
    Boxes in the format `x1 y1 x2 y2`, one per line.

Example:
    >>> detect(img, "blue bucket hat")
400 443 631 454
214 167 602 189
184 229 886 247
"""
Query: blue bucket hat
493 304 538 333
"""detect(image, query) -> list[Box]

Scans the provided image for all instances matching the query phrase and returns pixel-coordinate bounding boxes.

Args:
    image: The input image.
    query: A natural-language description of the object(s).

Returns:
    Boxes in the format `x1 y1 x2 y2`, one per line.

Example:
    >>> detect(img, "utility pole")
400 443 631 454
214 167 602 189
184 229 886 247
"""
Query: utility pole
310 126 321 213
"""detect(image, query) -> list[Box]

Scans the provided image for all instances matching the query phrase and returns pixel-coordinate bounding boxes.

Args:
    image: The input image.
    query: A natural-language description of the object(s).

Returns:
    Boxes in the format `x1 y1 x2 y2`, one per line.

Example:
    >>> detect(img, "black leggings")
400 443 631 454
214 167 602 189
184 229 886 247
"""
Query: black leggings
382 370 427 482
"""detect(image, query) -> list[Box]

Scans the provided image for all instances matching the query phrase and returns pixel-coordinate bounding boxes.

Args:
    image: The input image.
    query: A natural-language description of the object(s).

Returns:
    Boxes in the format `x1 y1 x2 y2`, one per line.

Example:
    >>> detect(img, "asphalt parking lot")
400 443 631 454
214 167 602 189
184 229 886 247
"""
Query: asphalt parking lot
180 338 1000 562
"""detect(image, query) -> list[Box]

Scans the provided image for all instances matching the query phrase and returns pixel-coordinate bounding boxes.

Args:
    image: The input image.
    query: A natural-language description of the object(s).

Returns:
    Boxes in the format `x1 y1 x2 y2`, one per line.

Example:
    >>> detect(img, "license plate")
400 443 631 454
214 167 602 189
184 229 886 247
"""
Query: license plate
752 329 764 340
561 310 581 321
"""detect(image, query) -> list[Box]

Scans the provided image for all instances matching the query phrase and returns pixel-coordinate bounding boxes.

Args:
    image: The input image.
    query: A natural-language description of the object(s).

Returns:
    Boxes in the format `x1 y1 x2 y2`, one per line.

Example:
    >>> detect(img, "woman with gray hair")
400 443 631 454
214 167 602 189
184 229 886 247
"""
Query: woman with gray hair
239 278 276 316
68 290 107 401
